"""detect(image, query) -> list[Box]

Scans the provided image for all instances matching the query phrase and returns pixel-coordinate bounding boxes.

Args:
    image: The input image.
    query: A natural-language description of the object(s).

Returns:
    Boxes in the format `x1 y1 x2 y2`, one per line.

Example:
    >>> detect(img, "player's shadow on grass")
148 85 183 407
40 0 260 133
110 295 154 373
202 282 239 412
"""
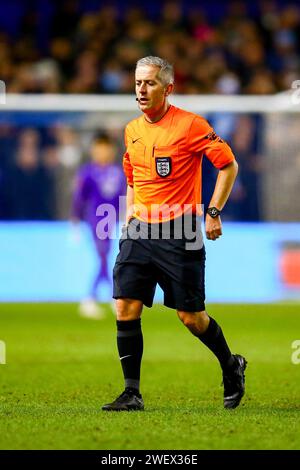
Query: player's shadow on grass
144 403 300 413
239 404 300 413
145 405 228 414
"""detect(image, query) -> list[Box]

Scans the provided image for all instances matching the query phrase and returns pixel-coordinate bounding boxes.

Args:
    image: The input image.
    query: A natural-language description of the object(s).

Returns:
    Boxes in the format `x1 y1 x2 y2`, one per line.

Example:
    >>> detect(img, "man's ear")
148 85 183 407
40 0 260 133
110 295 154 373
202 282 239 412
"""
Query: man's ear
165 83 174 96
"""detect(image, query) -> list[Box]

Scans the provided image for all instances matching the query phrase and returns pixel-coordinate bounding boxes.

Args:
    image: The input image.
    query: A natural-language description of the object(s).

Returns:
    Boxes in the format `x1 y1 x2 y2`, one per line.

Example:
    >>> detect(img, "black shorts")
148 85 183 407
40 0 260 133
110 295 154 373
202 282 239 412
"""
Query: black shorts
113 216 206 312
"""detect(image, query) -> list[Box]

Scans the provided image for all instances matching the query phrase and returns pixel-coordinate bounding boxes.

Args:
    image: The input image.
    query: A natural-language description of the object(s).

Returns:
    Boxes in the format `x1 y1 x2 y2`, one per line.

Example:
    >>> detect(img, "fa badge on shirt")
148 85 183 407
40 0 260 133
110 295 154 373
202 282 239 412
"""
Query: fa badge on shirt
155 157 172 177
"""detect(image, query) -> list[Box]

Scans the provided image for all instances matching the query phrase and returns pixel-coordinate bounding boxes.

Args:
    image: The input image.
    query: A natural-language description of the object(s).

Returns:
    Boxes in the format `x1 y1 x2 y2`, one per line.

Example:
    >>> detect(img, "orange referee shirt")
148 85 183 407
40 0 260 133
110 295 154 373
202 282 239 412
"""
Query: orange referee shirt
123 105 235 223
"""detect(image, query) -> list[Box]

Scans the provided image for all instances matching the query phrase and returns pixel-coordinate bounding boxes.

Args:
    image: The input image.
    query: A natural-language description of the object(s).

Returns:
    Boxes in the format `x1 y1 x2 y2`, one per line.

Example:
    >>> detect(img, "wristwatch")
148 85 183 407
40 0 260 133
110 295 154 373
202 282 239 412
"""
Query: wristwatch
207 207 221 218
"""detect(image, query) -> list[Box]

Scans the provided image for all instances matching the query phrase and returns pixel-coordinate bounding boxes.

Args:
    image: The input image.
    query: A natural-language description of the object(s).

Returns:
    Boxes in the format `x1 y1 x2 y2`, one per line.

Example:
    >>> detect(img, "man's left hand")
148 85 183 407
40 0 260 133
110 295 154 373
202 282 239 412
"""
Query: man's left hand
205 215 222 240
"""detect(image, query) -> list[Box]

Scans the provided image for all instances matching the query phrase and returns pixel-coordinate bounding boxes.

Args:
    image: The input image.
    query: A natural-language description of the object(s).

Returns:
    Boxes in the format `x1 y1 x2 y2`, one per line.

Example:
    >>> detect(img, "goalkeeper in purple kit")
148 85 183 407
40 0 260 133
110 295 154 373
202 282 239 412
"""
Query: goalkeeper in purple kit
72 133 126 318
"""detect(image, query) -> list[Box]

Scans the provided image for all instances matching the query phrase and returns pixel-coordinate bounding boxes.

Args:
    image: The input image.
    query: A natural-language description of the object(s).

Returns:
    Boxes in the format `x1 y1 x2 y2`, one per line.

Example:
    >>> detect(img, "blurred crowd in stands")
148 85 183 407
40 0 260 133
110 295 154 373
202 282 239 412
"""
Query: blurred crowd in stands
0 125 79 220
0 0 299 95
1 0 296 222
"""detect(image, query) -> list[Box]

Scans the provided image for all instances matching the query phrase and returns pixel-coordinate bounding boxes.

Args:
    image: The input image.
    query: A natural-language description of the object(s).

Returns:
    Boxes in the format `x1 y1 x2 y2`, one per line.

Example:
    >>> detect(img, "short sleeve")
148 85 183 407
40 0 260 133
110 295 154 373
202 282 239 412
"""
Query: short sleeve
123 127 133 187
72 168 90 219
188 116 235 169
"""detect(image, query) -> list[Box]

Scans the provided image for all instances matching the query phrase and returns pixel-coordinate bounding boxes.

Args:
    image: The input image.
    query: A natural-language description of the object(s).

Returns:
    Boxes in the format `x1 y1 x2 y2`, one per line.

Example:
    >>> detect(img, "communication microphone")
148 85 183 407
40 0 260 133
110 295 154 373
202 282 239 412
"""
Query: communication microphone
136 98 139 101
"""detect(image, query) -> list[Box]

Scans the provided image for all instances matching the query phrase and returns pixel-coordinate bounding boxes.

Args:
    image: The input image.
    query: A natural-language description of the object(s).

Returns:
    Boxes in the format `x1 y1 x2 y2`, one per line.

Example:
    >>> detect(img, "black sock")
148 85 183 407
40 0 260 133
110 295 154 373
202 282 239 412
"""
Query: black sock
197 316 234 371
117 319 143 393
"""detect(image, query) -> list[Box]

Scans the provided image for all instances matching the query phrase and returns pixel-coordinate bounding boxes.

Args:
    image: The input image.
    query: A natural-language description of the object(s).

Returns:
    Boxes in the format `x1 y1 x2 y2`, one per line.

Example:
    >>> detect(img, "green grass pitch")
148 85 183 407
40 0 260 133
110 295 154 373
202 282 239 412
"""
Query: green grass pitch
0 302 299 450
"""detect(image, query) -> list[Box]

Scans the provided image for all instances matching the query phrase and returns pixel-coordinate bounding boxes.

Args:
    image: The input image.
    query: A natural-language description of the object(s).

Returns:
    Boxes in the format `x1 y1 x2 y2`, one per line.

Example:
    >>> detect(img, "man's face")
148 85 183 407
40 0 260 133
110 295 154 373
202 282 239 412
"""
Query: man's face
91 142 116 165
135 65 171 114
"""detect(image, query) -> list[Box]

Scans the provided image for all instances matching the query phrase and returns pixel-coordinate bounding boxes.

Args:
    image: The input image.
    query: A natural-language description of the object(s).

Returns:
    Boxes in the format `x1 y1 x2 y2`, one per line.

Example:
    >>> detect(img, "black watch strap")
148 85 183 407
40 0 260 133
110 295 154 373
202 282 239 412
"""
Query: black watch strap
207 207 221 218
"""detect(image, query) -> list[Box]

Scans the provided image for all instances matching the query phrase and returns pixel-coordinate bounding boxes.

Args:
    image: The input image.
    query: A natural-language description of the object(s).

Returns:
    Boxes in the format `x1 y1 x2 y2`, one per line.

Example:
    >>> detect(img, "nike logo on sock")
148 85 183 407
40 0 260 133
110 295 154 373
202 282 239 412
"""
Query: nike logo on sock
119 355 132 361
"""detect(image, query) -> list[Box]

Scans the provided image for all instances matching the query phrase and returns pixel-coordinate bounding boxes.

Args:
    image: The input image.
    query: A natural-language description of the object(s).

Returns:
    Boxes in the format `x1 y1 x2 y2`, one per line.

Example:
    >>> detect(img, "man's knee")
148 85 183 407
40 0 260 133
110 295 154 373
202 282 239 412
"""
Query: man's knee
115 298 143 321
177 310 209 335
177 311 196 329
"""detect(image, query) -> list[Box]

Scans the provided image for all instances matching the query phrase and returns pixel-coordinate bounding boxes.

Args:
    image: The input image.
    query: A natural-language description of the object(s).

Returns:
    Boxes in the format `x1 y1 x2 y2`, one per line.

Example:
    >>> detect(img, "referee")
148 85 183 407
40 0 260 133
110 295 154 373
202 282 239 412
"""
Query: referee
102 56 247 411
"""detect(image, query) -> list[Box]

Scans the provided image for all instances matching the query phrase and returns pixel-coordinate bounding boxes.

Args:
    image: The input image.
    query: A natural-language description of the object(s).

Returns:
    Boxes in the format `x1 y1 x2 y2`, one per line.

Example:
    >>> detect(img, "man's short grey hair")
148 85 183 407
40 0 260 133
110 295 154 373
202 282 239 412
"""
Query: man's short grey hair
136 56 174 86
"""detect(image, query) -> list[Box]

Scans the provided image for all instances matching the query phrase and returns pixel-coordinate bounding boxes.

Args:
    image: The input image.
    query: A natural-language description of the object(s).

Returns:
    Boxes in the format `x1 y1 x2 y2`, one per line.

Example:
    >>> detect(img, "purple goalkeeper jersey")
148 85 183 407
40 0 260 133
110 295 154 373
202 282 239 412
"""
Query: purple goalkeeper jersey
72 162 126 234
